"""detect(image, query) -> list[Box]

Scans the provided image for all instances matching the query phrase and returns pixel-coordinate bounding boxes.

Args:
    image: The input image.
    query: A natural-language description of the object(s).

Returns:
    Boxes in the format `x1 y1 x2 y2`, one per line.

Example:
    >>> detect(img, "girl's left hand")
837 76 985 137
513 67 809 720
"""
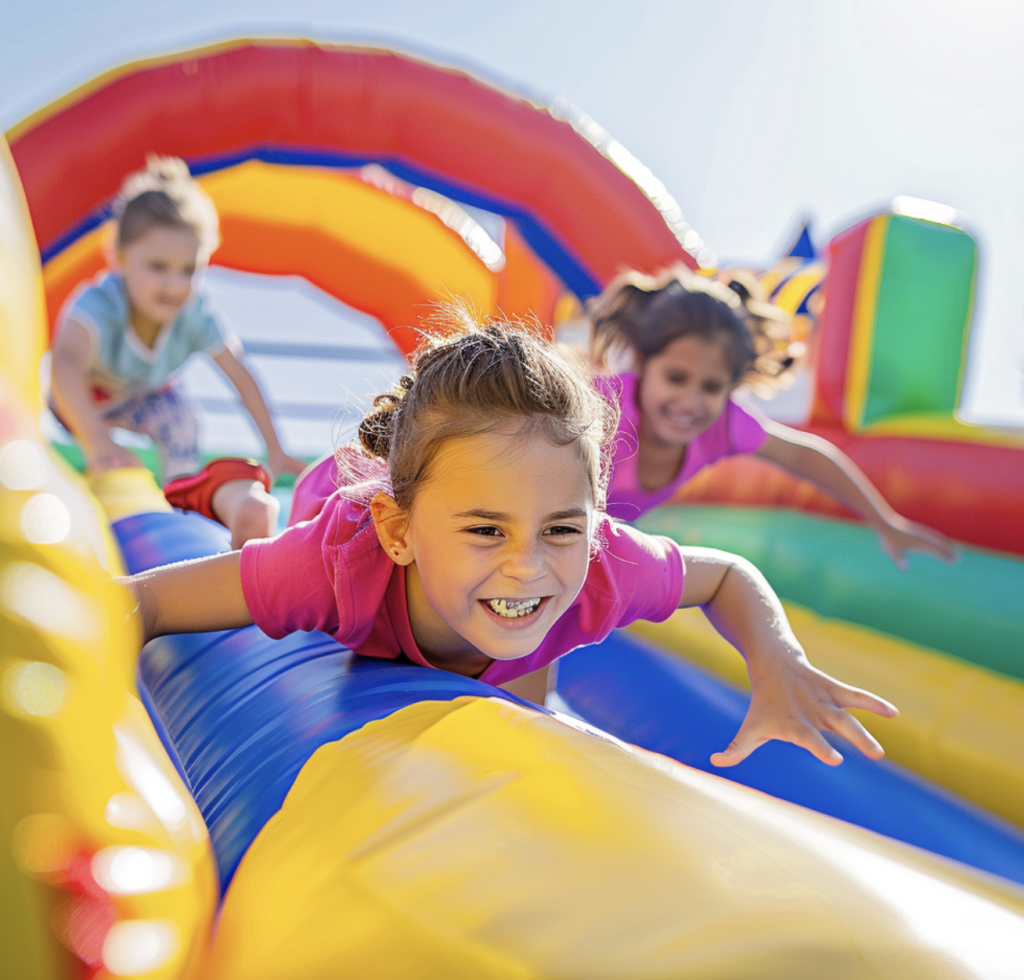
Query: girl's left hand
876 517 959 571
709 652 899 768
267 450 308 481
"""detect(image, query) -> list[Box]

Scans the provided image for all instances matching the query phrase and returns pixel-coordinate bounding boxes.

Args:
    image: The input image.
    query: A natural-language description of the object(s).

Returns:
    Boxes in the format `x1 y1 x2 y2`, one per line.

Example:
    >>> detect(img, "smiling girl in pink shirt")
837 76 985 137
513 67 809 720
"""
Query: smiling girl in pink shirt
589 268 955 569
125 307 896 768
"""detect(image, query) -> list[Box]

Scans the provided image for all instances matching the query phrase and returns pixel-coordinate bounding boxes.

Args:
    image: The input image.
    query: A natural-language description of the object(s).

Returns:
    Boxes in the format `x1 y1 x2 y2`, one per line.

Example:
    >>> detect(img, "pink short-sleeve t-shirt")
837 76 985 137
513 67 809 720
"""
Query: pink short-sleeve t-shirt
604 372 768 521
239 456 685 686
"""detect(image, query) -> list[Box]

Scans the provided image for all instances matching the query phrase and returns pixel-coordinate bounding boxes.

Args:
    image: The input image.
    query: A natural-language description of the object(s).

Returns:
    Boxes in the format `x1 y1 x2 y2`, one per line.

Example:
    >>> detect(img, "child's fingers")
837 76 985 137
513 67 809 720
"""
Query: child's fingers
824 706 885 760
834 683 899 719
709 728 767 768
788 725 844 766
879 533 909 571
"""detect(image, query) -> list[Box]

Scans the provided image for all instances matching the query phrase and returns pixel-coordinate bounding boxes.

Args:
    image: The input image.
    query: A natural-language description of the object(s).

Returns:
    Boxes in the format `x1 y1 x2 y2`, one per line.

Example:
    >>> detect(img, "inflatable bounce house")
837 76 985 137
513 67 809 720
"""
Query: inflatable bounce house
4 39 1024 979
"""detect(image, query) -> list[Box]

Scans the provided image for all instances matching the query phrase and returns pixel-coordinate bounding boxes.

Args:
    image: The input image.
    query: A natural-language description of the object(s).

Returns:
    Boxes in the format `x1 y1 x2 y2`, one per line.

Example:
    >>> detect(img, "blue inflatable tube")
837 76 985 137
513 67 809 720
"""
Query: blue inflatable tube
114 511 533 892
116 510 1024 892
557 631 1024 887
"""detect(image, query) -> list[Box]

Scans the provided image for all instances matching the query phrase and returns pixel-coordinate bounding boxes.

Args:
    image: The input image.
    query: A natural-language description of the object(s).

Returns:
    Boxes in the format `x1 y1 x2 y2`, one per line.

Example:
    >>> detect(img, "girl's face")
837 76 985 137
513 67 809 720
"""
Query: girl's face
115 225 201 328
637 334 734 448
377 426 594 668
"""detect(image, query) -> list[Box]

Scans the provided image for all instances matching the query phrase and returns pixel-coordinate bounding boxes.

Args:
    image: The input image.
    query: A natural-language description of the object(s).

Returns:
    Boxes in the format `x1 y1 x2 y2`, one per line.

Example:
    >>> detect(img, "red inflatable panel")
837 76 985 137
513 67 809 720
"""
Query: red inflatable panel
9 41 693 286
809 219 869 427
675 424 1024 557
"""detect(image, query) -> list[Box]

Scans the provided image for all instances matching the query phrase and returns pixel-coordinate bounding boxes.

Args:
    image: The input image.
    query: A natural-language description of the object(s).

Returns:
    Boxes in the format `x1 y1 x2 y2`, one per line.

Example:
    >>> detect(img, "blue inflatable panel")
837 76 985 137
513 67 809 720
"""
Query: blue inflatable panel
557 631 1024 888
114 509 232 570
115 511 529 893
140 629 525 893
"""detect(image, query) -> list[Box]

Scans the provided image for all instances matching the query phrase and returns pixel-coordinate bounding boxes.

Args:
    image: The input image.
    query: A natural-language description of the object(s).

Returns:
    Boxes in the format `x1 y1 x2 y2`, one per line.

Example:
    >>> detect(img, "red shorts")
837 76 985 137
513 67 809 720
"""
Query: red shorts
164 458 271 522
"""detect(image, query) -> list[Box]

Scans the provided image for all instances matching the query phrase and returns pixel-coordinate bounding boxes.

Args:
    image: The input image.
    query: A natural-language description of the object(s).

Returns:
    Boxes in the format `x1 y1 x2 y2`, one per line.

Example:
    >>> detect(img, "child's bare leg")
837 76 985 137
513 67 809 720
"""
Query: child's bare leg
211 478 280 550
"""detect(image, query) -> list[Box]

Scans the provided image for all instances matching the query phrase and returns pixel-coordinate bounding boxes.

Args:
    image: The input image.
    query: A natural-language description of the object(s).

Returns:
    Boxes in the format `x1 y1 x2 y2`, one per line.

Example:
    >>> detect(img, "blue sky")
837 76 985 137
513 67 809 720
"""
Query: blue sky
5 0 1023 425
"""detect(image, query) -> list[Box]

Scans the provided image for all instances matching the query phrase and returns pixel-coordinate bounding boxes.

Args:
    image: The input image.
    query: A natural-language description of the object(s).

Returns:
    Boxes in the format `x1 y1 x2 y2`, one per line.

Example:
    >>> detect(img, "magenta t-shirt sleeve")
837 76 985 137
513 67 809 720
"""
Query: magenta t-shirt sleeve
727 399 769 454
239 516 340 639
599 521 685 627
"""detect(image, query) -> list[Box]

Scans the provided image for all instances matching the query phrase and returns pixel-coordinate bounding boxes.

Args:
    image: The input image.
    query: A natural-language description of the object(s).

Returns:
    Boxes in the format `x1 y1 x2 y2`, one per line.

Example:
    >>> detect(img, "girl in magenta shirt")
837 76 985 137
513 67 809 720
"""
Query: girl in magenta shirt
590 269 956 568
125 307 896 768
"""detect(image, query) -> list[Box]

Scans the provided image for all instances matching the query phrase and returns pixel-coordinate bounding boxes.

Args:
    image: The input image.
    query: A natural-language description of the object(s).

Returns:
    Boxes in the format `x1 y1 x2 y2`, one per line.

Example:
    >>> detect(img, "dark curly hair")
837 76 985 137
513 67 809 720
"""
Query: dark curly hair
587 266 798 391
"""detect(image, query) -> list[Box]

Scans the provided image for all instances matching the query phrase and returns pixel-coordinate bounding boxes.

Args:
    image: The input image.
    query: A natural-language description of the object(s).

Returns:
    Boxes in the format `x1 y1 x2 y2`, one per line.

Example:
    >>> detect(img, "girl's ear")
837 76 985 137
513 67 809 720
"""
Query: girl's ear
370 491 414 566
104 228 122 272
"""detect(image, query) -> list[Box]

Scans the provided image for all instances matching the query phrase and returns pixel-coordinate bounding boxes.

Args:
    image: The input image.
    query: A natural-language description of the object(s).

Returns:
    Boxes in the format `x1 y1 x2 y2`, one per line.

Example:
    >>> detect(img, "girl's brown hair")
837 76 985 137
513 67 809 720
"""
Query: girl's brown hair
588 266 798 390
113 156 220 258
353 303 619 513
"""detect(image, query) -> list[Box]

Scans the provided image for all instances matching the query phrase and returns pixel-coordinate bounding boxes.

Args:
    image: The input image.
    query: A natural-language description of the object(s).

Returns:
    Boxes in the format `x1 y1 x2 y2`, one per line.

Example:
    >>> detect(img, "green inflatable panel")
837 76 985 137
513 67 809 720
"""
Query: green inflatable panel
863 216 976 425
637 505 1024 681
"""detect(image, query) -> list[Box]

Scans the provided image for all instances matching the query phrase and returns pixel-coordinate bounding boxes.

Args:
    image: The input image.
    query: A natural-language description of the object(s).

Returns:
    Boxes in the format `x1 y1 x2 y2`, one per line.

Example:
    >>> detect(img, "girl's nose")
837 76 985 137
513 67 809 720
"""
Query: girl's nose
500 542 546 583
673 386 702 412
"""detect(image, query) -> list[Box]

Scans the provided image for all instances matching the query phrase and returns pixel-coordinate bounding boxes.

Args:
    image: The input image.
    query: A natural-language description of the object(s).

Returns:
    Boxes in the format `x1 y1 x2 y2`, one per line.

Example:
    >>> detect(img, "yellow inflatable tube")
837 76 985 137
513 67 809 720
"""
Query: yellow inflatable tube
205 696 1024 979
0 136 216 980
629 603 1024 829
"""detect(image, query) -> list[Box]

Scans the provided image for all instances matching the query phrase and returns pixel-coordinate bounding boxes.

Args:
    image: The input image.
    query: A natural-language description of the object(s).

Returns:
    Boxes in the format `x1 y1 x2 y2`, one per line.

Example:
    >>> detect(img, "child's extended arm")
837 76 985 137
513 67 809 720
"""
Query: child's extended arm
124 551 253 645
211 347 306 478
755 422 957 569
679 547 898 767
51 318 142 473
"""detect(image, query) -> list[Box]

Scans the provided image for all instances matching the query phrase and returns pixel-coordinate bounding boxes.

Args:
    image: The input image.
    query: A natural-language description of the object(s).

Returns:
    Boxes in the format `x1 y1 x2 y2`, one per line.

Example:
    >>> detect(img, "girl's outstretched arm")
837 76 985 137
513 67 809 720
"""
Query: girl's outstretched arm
754 422 957 569
123 551 253 645
51 318 143 474
679 547 898 767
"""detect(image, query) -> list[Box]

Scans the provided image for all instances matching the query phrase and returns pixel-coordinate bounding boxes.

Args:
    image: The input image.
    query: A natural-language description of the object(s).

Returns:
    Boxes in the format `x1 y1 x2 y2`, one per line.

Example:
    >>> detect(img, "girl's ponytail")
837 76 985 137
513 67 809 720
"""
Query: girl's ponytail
723 272 804 391
357 376 414 461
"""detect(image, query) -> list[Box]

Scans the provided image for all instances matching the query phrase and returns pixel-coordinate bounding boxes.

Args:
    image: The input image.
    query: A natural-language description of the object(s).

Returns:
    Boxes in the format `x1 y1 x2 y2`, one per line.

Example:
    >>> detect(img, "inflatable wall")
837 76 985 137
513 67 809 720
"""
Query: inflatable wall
7 40 1024 979
676 214 1024 557
8 38 706 358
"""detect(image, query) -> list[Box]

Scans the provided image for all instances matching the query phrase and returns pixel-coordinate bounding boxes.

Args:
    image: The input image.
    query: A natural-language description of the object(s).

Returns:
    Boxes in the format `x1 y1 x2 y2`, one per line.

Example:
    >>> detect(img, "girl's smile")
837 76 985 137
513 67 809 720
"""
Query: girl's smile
372 426 594 672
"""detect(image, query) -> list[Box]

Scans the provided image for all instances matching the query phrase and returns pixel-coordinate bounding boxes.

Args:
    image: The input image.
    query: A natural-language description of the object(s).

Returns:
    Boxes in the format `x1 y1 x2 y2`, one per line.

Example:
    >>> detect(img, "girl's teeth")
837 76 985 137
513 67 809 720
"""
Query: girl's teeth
487 598 541 619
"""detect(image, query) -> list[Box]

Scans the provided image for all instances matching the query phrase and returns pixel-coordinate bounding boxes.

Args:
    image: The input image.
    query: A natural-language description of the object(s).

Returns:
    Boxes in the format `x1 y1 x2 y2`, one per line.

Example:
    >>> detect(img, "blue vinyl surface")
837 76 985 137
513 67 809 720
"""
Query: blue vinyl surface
115 511 528 892
115 509 1024 892
557 631 1024 887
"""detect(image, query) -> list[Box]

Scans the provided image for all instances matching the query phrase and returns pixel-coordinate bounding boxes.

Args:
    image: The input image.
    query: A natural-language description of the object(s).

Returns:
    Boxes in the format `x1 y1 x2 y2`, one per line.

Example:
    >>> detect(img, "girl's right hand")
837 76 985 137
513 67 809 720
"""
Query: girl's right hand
87 439 144 475
710 650 898 768
876 516 959 571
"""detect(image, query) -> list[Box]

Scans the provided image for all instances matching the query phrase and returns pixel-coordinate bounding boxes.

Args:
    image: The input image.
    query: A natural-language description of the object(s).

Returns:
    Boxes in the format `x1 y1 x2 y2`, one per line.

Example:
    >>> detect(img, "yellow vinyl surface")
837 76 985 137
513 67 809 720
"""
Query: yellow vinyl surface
205 695 1024 980
0 134 217 980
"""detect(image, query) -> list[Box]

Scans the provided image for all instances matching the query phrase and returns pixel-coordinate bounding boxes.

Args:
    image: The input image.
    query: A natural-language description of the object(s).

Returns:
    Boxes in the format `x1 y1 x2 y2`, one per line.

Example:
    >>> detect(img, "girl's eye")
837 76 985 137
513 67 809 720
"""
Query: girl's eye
665 372 689 385
544 524 584 538
703 381 725 395
466 526 502 537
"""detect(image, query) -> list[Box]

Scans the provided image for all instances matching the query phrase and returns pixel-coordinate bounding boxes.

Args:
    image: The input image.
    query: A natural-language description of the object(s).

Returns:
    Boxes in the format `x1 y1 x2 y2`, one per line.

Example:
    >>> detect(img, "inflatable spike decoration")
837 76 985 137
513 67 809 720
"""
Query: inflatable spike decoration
0 136 217 979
